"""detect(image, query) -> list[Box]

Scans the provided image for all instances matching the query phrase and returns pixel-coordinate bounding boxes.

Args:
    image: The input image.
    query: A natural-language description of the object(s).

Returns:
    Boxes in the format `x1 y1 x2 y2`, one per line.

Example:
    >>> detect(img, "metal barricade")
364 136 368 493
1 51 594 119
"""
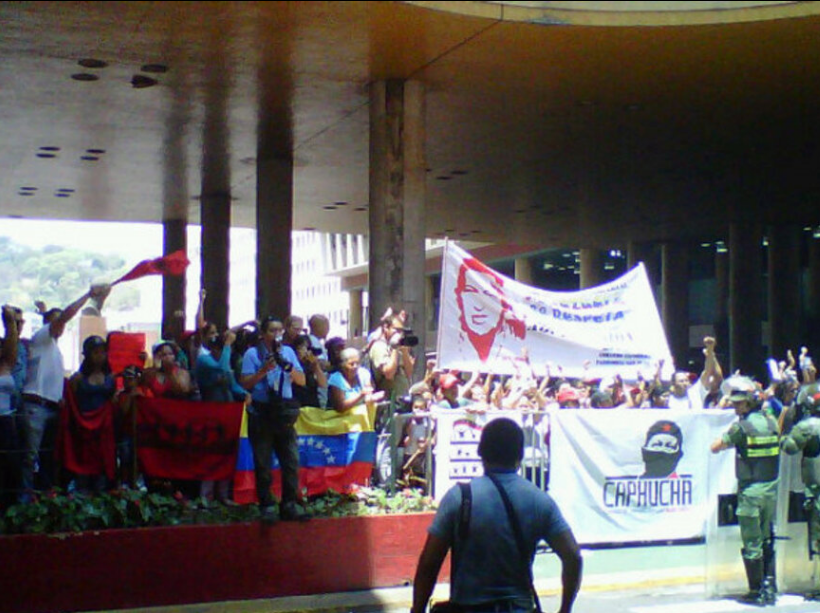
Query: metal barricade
371 406 551 495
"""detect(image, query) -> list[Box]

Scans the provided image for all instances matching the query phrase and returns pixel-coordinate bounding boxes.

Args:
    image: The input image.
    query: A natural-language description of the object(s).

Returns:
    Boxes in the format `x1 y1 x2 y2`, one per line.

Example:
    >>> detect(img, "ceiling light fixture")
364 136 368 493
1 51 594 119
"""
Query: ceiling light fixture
78 58 108 69
131 75 157 88
141 64 168 73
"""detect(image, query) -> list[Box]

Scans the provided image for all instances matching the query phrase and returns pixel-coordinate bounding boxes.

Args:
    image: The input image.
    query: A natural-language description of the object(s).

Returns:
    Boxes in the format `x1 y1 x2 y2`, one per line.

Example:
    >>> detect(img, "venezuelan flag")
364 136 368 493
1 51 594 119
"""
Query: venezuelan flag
233 404 378 503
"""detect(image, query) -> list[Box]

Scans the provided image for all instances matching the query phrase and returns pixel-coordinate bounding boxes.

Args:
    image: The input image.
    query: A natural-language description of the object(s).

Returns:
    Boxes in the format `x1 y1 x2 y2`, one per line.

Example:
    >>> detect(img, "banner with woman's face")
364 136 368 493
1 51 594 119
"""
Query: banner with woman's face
437 241 675 379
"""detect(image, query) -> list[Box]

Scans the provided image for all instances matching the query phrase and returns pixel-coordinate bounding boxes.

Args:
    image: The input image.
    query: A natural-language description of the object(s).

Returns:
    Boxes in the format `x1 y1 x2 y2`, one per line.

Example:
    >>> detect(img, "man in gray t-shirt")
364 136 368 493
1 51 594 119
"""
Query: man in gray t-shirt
412 418 583 613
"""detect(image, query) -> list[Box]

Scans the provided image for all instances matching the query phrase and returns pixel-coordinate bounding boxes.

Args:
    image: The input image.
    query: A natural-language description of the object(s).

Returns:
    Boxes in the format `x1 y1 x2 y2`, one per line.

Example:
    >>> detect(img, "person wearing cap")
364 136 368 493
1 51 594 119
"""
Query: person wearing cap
412 418 582 613
780 382 820 600
556 385 581 409
711 376 780 606
19 283 110 501
114 365 145 489
435 373 473 409
67 335 117 492
367 310 416 408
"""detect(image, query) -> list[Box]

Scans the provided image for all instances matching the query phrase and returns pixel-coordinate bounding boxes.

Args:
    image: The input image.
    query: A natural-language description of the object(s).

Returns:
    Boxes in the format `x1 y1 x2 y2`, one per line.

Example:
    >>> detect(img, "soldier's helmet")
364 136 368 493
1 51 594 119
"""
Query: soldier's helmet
796 382 820 416
720 375 762 407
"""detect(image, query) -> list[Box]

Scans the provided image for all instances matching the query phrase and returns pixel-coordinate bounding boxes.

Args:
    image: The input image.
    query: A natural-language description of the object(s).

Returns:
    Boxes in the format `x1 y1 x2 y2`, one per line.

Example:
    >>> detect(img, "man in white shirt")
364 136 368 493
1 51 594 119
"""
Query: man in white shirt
20 284 110 500
667 336 723 410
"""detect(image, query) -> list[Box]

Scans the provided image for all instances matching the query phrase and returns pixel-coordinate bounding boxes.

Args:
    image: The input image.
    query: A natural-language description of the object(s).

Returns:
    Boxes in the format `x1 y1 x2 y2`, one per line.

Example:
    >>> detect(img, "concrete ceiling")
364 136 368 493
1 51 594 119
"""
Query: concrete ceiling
3 1 820 250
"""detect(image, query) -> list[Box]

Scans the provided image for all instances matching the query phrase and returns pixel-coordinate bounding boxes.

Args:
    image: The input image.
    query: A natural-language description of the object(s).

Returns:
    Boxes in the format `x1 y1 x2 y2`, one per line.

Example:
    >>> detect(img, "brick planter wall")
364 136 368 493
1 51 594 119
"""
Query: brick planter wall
0 513 444 613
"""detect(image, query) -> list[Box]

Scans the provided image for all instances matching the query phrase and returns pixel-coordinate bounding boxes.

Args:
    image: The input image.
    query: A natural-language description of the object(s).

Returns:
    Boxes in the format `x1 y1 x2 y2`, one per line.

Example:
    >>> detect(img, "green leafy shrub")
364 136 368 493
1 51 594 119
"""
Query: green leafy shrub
0 486 437 536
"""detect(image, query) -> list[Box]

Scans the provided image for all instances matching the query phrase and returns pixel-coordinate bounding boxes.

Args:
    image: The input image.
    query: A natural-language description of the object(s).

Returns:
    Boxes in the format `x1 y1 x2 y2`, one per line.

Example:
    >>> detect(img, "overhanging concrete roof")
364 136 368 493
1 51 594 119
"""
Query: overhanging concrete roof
3 1 820 249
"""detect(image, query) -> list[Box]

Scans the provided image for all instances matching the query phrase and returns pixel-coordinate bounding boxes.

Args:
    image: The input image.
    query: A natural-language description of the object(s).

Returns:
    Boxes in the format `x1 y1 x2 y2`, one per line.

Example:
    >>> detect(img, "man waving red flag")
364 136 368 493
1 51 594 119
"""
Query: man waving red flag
113 250 190 285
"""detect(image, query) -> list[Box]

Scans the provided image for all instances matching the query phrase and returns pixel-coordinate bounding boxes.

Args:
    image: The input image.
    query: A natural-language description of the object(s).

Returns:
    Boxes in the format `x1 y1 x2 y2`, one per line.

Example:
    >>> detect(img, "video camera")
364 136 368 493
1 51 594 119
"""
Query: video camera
395 328 419 348
267 343 293 372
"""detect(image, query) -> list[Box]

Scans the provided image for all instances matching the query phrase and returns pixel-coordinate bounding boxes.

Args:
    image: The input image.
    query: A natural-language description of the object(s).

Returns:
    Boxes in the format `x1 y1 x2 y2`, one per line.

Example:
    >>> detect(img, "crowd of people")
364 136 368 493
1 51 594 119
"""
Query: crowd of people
4 286 820 588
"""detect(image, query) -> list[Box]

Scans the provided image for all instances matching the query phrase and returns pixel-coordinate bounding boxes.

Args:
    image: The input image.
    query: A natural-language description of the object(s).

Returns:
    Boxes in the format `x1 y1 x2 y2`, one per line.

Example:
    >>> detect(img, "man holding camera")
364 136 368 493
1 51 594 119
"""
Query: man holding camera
368 311 416 406
240 316 309 523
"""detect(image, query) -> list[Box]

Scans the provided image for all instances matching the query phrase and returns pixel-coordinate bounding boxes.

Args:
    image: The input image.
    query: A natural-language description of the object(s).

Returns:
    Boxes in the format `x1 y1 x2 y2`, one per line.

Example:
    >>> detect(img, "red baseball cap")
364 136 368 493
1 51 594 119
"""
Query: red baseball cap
439 373 460 390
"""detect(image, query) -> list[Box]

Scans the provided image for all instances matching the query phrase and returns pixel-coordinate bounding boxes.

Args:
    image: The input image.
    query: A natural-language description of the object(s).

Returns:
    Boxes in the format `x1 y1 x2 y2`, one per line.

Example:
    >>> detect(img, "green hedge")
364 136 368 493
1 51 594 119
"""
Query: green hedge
0 486 437 535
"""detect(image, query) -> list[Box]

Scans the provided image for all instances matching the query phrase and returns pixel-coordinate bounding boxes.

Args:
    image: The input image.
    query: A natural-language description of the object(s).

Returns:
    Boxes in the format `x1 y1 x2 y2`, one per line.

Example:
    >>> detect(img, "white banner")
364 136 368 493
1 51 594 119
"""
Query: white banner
432 410 524 500
550 409 737 544
436 241 675 379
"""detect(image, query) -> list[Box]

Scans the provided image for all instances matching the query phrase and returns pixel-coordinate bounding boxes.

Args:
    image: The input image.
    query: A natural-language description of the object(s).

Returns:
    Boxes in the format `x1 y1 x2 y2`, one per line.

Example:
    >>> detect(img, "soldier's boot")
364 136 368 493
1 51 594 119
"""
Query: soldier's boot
761 539 777 605
761 576 777 606
741 554 766 607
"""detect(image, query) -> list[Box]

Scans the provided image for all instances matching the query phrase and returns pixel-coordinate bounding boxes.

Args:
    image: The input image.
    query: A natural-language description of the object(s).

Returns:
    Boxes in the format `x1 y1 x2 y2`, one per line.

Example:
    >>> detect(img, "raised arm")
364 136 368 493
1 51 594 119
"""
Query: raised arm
51 284 108 338
700 336 723 392
0 306 19 371
196 289 207 333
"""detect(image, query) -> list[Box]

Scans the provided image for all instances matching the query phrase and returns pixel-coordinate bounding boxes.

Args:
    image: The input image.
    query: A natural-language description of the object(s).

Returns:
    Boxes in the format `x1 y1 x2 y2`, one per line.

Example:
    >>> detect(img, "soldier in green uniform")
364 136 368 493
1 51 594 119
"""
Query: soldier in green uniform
711 375 780 606
780 382 820 600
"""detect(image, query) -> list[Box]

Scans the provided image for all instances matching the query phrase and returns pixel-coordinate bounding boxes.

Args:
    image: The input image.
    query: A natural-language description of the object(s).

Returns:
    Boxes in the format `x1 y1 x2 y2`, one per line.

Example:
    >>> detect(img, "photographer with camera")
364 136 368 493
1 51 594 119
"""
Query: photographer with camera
291 334 327 409
367 311 417 407
240 316 310 523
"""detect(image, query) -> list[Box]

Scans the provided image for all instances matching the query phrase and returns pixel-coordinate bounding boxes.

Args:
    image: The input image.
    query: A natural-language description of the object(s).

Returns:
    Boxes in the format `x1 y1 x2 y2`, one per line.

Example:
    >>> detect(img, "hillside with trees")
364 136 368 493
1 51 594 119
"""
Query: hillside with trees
0 237 140 311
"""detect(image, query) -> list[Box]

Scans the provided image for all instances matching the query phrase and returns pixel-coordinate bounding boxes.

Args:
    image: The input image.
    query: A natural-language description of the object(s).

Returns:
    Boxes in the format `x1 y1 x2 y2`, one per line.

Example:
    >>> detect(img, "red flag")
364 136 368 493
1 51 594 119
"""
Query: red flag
136 397 244 481
57 381 117 480
113 250 190 285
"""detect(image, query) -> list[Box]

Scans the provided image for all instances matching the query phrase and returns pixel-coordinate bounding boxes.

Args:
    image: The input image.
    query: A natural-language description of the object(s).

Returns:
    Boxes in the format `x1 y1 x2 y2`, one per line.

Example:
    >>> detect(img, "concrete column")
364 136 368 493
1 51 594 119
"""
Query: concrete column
162 219 187 341
514 257 534 285
808 234 820 348
200 194 230 330
729 220 764 378
368 79 426 377
661 242 689 372
579 248 605 289
714 248 730 361
767 224 801 359
160 67 189 343
348 289 363 339
256 156 293 320
199 22 231 331
627 241 658 285
425 276 436 340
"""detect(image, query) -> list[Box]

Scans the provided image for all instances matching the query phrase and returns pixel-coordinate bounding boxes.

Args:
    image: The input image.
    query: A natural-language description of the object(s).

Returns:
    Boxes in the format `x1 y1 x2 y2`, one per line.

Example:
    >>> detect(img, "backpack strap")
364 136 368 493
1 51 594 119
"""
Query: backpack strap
451 481 472 580
457 481 472 540
486 472 542 613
